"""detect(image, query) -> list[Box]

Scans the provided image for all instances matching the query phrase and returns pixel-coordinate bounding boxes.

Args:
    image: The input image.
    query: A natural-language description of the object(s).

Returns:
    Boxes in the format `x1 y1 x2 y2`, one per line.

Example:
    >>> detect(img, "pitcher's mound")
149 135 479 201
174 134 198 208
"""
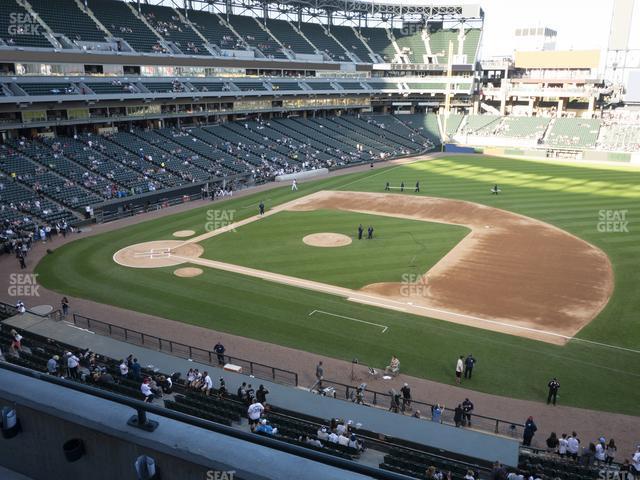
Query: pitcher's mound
303 233 352 248
173 230 195 238
174 267 203 278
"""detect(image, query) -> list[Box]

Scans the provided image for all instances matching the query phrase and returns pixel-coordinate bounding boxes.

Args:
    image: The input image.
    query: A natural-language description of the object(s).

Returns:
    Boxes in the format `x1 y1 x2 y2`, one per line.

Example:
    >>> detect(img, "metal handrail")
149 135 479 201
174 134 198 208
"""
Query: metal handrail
0 361 413 480
320 377 525 438
71 313 298 386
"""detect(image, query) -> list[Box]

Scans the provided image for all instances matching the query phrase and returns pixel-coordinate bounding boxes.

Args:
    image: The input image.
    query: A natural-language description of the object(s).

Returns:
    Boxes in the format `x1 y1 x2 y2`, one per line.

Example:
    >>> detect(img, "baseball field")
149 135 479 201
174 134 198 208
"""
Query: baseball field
35 155 640 415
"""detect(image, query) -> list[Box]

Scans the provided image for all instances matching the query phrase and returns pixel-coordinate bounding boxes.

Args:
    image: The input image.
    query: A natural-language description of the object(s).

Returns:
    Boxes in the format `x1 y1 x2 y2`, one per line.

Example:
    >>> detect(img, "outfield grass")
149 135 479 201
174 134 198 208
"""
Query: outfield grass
200 210 469 289
35 156 640 415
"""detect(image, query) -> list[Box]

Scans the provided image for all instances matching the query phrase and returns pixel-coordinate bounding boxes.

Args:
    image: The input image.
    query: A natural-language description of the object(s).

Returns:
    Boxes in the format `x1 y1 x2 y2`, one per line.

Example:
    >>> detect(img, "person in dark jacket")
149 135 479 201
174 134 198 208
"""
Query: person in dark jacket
523 416 537 446
256 384 269 405
464 354 476 379
454 404 464 427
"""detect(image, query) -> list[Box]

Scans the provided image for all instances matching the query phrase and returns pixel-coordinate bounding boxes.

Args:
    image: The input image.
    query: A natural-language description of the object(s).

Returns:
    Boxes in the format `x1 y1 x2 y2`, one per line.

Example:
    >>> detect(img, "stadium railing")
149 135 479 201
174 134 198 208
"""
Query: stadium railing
71 313 299 386
0 361 411 480
320 377 525 439
0 302 62 322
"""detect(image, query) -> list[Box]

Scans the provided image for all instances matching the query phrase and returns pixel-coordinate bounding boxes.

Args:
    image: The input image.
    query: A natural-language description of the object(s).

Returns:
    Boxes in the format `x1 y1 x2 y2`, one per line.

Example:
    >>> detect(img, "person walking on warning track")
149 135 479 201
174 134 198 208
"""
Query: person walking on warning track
357 224 364 240
400 181 405 192
415 181 420 193
310 361 324 391
258 200 265 216
292 179 298 191
547 377 560 405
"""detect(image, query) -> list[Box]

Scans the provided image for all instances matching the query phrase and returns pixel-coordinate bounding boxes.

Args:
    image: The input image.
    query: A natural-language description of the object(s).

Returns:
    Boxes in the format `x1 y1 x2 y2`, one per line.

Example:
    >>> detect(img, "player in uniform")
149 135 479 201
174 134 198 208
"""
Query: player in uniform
415 181 420 193
400 181 404 192
357 224 363 240
384 182 390 191
258 201 265 216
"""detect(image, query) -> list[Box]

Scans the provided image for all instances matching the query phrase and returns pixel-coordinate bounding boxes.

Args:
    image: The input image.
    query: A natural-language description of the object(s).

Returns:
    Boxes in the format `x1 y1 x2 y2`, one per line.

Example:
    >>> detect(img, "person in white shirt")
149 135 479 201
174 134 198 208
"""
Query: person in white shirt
317 427 329 441
141 379 153 403
119 360 129 377
347 434 361 451
558 433 568 457
327 432 339 444
632 446 640 476
335 423 347 436
337 434 350 447
247 401 264 430
464 470 476 480
67 353 80 379
455 355 464 384
567 433 580 460
291 179 298 191
201 372 213 395
595 440 606 464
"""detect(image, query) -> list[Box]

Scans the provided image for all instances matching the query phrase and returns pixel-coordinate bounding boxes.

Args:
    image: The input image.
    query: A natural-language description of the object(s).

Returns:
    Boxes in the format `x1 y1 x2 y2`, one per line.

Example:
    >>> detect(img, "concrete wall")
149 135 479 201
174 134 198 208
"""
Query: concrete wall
0 369 374 480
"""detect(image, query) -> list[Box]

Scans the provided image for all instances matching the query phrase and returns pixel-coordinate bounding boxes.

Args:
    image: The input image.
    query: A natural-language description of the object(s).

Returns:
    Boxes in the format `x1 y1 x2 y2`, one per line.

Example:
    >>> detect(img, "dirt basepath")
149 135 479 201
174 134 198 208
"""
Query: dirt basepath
289 191 613 344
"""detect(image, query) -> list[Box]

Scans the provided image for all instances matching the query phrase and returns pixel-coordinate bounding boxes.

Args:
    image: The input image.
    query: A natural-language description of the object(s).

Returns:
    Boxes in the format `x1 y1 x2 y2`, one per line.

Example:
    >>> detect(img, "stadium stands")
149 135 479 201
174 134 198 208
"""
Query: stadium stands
226 14 286 59
393 28 428 64
329 26 372 63
358 27 396 63
394 113 442 145
496 116 551 140
546 118 602 149
265 19 317 56
183 10 242 51
86 0 162 53
298 23 348 61
139 3 207 55
28 0 106 44
0 1 54 48
597 123 640 152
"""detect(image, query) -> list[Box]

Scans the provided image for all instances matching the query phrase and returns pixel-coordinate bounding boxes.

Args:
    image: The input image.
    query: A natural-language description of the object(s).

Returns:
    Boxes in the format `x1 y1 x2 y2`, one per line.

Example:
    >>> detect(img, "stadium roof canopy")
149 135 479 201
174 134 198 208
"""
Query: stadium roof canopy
168 0 483 18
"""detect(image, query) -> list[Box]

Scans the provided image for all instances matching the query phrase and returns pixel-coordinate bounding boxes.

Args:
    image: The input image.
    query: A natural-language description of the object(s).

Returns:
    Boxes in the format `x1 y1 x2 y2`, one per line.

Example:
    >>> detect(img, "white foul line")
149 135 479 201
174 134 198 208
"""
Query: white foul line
309 309 388 333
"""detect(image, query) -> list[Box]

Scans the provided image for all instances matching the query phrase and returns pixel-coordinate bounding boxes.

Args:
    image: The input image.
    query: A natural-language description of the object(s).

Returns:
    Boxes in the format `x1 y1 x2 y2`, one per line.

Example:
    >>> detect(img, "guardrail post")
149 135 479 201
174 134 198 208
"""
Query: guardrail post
124 329 128 340
141 333 145 345
188 346 192 359
127 407 159 432
294 373 298 386
495 419 499 434
208 351 212 364
272 367 276 381
373 392 377 405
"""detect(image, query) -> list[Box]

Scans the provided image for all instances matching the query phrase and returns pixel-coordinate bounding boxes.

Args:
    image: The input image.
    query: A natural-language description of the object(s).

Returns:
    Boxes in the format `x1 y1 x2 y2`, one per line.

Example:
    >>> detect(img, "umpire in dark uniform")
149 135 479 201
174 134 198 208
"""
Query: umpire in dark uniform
357 224 364 240
258 200 265 215
547 378 560 405
400 181 405 192
415 181 420 192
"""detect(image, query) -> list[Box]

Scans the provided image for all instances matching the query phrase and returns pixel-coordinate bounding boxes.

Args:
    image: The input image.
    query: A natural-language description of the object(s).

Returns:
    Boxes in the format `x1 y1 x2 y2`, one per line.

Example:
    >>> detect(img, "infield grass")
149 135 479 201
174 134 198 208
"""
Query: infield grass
35 156 640 415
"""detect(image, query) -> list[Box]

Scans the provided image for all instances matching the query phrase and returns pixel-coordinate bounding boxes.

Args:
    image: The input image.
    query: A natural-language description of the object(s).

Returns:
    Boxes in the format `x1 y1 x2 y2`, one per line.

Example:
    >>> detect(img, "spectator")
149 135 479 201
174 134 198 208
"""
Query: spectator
247 400 264 431
301 434 323 448
632 445 640 477
490 461 507 480
317 426 329 441
464 354 476 379
431 404 443 423
389 389 401 413
384 355 400 376
464 470 475 480
237 382 247 399
131 358 141 381
311 360 324 391
201 371 213 395
605 439 617 465
61 297 69 317
337 433 350 447
47 355 59 376
255 419 277 435
454 404 464 427
567 432 581 460
327 430 339 444
522 416 537 446
218 378 227 397
119 359 129 377
455 355 464 384
213 341 225 365
558 433 568 457
462 398 474 426
256 385 269 405
67 351 80 379
141 378 154 403
546 432 559 452
595 438 606 465
9 329 22 353
400 383 411 412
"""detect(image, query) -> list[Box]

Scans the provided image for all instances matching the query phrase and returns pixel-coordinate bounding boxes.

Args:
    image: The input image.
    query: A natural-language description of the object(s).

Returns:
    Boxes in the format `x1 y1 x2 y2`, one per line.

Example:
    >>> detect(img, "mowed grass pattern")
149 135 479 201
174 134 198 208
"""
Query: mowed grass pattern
35 156 640 415
201 210 469 289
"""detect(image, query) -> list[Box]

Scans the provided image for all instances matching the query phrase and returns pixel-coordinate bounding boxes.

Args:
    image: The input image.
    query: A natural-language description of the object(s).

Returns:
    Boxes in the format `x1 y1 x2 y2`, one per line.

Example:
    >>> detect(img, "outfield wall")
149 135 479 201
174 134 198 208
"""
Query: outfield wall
479 147 633 163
